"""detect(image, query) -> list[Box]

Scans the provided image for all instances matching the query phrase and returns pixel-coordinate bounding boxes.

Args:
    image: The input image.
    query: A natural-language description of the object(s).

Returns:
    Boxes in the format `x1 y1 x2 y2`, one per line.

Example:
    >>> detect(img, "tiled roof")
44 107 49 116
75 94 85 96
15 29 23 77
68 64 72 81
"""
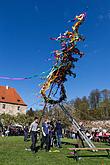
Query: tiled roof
0 86 27 106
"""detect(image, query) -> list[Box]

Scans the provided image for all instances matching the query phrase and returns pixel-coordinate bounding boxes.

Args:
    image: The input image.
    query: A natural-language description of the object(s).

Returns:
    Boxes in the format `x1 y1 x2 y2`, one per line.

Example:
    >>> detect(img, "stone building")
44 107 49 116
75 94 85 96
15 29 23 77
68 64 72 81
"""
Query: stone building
0 86 27 115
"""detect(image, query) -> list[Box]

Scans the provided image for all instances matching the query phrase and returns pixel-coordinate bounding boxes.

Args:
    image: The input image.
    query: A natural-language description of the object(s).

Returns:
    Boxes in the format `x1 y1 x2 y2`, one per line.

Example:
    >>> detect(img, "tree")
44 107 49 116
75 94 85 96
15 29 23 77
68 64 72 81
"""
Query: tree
101 89 110 101
74 96 89 120
89 89 101 109
46 105 71 128
26 108 35 117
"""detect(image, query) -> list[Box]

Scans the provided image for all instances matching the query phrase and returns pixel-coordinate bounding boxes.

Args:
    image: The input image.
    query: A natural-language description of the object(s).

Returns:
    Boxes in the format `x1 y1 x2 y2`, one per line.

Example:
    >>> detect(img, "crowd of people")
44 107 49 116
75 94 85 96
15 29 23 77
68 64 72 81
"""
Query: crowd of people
24 117 63 153
0 123 24 136
67 126 110 144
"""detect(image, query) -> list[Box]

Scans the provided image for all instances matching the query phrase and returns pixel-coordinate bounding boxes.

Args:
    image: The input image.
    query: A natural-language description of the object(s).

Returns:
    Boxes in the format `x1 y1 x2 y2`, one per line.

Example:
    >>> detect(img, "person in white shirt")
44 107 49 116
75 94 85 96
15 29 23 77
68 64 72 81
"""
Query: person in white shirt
29 117 38 152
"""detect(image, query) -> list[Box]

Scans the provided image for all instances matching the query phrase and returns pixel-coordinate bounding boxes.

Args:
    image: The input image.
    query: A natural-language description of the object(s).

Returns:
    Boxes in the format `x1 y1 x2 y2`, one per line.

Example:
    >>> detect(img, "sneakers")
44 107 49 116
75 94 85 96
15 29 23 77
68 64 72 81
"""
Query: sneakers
48 150 60 153
25 148 31 151
53 150 60 152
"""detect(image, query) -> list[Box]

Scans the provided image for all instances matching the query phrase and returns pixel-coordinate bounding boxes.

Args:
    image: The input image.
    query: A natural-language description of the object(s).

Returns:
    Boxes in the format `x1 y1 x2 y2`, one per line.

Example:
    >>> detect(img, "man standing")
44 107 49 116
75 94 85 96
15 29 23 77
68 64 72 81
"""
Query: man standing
41 119 51 152
24 124 29 142
55 120 62 148
29 117 38 152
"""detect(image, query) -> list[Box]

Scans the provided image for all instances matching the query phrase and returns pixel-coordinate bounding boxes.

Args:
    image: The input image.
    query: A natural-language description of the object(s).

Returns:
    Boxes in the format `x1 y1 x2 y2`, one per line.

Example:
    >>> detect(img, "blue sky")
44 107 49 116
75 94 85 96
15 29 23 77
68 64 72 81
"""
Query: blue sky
0 0 110 110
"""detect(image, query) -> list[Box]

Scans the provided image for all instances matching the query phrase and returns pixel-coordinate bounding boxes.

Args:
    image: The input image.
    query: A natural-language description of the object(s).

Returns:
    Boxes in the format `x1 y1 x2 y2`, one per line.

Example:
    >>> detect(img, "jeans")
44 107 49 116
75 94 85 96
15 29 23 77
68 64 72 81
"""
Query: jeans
31 131 37 151
57 134 62 147
41 134 51 151
24 131 28 141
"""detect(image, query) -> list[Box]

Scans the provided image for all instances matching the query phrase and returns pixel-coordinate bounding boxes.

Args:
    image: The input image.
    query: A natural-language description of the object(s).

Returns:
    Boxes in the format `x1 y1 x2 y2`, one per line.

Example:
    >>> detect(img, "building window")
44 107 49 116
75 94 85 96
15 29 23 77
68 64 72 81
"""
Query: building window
18 106 20 111
2 104 5 109
2 97 5 100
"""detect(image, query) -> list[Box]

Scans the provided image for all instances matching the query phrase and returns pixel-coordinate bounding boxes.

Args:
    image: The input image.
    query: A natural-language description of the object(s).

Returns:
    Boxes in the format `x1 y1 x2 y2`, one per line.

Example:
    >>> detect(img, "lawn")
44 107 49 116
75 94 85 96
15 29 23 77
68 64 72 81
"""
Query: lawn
0 136 110 165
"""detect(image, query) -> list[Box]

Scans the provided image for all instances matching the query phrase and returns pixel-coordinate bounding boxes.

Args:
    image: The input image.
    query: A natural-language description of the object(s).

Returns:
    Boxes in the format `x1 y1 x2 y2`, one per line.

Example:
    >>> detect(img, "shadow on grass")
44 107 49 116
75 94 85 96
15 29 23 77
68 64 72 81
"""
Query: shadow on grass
67 154 109 159
35 146 41 152
62 141 78 146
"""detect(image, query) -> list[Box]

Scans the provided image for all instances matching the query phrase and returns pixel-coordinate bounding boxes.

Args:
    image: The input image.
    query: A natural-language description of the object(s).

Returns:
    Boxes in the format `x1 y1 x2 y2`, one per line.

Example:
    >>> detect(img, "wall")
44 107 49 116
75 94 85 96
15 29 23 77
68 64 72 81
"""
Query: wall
0 102 27 115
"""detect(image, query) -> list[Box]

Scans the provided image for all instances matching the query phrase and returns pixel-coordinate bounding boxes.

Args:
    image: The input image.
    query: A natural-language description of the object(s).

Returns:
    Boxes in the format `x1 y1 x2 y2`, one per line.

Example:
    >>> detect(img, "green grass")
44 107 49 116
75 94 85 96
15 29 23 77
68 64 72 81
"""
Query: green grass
0 136 110 165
